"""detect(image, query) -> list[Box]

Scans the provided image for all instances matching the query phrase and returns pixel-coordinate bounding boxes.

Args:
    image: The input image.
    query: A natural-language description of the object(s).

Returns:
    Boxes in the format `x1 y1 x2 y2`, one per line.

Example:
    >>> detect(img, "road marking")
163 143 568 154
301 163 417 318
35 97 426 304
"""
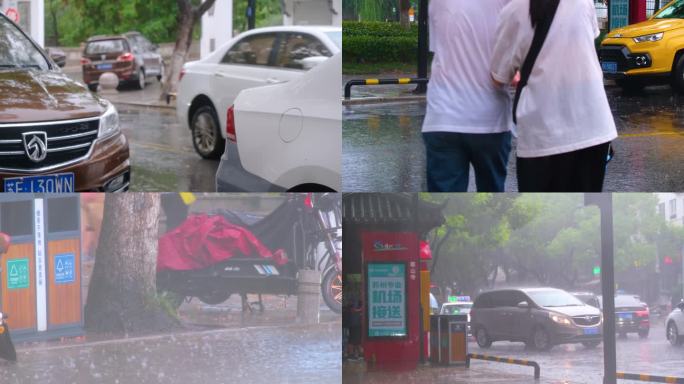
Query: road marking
130 141 192 155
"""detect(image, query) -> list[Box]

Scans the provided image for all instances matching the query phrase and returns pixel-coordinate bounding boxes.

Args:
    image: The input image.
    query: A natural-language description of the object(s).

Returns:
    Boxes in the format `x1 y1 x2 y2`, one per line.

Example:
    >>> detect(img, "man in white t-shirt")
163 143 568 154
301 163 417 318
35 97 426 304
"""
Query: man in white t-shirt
490 0 617 192
422 0 513 192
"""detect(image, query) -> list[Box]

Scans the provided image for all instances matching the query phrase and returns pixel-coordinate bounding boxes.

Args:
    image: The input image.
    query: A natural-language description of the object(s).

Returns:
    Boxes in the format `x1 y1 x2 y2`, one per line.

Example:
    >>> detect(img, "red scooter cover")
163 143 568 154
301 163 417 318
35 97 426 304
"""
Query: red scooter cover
157 214 288 271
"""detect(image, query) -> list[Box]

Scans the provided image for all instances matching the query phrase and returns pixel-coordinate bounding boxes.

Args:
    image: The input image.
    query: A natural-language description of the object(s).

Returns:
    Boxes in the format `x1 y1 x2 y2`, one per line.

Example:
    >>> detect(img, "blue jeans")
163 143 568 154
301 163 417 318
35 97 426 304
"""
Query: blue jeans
423 131 512 192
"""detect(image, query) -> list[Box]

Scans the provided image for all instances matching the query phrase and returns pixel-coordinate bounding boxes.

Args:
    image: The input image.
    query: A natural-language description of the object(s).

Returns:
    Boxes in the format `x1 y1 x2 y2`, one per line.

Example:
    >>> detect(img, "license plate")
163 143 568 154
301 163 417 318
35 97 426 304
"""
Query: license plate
619 313 633 320
4 173 75 193
584 327 600 335
601 61 618 73
97 63 113 70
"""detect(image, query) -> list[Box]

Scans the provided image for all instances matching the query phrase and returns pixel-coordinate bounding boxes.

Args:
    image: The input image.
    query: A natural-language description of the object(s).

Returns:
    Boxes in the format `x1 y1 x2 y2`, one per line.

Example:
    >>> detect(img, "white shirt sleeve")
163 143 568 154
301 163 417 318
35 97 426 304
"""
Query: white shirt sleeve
491 4 522 84
429 0 438 52
587 0 600 38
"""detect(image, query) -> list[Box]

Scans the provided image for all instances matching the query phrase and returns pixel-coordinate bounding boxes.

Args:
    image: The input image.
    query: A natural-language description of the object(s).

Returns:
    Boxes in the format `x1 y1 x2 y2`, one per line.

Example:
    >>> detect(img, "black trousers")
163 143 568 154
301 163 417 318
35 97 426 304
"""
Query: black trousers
517 142 612 192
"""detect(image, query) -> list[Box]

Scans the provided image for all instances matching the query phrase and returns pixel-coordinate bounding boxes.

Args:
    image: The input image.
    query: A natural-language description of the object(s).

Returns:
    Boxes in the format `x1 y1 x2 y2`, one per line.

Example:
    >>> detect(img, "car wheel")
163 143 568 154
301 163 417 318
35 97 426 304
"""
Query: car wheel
88 83 98 92
136 68 146 90
531 327 553 351
672 54 684 93
582 341 601 349
475 327 492 348
638 330 649 339
667 322 683 346
191 105 225 159
198 291 231 305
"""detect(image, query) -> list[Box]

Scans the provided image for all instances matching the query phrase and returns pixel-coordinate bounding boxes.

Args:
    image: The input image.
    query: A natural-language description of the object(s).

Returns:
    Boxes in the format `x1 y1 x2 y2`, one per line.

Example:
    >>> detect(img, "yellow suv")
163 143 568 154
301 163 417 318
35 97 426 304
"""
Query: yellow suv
599 0 684 91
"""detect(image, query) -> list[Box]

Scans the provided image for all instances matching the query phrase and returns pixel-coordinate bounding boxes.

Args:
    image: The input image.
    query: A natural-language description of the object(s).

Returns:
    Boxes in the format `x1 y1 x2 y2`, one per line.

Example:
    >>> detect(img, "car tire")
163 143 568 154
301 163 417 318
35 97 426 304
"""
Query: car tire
531 327 553 351
638 330 649 339
667 322 683 346
616 78 645 93
198 291 231 305
191 105 225 159
135 68 146 90
582 341 601 349
475 327 492 348
88 83 98 92
672 54 684 93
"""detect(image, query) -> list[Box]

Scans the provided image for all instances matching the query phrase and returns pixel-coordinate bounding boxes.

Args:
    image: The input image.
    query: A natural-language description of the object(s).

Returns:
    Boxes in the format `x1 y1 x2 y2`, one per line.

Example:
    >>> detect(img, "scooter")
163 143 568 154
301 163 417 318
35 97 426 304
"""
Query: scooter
0 312 16 362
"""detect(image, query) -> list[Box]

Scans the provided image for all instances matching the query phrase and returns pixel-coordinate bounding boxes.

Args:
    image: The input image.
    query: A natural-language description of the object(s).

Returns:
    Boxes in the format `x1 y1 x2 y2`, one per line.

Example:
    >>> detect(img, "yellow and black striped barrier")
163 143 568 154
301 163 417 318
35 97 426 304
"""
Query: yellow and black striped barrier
344 78 430 99
617 372 684 383
466 353 540 379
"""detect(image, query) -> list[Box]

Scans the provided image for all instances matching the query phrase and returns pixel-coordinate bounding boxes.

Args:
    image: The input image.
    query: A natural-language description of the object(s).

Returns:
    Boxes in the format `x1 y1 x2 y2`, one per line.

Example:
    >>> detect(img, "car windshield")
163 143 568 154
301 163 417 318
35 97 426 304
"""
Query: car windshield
615 295 643 308
527 290 585 307
0 16 50 70
325 31 342 49
86 39 127 54
655 0 684 19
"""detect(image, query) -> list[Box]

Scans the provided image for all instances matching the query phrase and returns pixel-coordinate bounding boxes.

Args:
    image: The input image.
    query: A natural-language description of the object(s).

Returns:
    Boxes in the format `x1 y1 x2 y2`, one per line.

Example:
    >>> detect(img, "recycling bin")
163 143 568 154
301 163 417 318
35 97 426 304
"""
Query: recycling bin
429 314 468 365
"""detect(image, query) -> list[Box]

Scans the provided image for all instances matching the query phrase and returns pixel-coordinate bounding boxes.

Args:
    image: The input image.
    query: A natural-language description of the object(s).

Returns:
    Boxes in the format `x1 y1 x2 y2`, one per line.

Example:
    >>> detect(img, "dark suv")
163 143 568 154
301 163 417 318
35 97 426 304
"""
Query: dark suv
0 13 130 192
470 288 603 351
82 32 164 91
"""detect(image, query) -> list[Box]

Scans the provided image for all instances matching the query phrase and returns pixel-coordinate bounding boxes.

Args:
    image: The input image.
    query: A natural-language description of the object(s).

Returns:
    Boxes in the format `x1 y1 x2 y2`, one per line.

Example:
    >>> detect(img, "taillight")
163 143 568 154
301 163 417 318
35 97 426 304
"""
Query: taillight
80 57 91 65
304 193 314 209
226 105 236 142
179 68 186 82
117 52 135 62
636 309 649 318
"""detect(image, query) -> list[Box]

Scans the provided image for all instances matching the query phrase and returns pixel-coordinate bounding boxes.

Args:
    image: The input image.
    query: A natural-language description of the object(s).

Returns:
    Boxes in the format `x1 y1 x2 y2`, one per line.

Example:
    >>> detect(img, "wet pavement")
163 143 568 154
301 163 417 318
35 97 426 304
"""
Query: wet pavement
343 321 683 384
0 322 341 384
343 85 684 192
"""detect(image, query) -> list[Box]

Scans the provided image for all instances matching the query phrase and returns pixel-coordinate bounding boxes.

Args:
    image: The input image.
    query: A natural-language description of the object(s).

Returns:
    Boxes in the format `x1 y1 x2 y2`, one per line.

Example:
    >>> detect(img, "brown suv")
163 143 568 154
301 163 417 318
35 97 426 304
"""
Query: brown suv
0 13 130 192
82 32 164 91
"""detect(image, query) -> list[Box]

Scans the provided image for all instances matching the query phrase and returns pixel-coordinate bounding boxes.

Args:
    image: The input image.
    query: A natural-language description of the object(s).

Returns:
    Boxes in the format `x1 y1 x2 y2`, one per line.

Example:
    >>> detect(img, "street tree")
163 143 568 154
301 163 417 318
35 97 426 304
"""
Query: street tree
85 194 179 333
160 0 218 101
399 0 411 29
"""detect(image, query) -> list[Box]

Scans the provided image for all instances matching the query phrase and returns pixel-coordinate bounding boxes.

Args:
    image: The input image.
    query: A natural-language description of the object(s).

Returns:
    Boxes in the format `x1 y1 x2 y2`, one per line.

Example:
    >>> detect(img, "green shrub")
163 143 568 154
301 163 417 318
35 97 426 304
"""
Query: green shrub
343 21 419 63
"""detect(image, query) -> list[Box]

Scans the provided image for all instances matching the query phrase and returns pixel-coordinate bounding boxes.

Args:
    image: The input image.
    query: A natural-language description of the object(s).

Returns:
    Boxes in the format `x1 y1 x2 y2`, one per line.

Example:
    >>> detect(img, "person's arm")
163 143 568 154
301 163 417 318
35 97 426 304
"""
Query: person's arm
491 4 524 89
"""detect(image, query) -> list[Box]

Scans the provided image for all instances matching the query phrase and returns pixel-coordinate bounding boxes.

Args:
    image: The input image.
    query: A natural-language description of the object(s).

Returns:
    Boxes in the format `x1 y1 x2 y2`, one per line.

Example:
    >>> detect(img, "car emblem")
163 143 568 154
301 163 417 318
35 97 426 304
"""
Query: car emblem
614 33 623 38
586 316 593 321
22 131 48 163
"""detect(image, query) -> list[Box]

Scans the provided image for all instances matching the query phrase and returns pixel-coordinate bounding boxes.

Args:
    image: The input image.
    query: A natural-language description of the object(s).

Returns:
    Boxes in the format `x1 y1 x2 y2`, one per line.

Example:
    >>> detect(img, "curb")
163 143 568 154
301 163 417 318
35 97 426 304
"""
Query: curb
342 95 426 106
112 101 176 111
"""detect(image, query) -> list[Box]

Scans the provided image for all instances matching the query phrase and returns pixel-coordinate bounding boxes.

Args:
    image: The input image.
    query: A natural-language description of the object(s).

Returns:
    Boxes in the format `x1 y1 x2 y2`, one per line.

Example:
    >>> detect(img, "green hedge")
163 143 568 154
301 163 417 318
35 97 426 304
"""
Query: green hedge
343 21 419 63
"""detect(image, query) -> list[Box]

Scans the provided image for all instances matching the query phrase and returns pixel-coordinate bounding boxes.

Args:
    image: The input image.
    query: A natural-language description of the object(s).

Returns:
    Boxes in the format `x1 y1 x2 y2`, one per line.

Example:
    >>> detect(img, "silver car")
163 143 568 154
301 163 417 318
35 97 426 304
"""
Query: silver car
666 301 684 346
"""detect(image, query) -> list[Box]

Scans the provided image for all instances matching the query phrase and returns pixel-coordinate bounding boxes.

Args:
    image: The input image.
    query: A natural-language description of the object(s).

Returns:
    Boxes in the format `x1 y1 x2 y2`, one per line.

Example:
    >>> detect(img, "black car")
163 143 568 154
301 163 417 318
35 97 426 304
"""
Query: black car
614 295 650 338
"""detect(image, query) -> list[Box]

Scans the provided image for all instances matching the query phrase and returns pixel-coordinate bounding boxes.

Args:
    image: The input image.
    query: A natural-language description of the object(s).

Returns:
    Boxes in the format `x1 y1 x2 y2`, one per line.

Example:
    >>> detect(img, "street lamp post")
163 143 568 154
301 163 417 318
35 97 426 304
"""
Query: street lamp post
585 193 617 384
247 0 256 30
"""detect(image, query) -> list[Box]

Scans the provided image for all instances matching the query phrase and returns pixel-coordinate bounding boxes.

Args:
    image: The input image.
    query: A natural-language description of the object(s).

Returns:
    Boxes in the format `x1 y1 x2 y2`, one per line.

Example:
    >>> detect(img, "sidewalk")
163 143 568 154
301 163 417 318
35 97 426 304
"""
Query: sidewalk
343 360 576 384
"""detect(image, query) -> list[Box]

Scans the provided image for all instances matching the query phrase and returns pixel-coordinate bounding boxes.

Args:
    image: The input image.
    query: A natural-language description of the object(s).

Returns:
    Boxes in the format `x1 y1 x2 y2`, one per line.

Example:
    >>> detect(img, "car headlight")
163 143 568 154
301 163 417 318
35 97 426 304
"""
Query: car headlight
550 313 572 325
633 32 663 43
99 103 120 139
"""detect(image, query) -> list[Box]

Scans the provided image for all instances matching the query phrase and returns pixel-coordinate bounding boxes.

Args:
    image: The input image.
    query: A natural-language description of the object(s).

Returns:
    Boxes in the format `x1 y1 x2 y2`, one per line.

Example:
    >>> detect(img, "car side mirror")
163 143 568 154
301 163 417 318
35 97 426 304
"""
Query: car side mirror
517 301 529 309
300 56 328 70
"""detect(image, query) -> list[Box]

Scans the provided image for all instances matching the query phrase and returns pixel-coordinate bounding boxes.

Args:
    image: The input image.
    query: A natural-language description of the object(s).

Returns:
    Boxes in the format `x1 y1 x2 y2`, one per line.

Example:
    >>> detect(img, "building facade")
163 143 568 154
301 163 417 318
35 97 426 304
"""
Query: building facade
657 193 684 227
1 0 44 46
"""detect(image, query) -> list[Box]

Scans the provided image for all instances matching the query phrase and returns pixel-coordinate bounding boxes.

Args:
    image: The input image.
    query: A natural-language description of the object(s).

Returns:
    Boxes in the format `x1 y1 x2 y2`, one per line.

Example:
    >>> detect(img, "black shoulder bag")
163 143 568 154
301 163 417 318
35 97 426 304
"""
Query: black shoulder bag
513 0 561 124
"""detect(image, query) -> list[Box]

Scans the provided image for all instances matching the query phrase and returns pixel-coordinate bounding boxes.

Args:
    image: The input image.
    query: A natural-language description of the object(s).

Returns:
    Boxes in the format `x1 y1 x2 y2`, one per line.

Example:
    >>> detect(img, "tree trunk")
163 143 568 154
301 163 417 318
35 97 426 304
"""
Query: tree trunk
85 194 179 334
160 0 217 101
399 0 410 29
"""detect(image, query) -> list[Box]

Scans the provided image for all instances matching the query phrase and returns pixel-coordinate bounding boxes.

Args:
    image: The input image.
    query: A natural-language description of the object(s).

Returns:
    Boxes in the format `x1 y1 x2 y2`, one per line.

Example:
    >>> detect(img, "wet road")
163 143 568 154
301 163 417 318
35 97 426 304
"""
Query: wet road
343 321 683 384
343 85 684 192
0 322 341 384
119 106 218 192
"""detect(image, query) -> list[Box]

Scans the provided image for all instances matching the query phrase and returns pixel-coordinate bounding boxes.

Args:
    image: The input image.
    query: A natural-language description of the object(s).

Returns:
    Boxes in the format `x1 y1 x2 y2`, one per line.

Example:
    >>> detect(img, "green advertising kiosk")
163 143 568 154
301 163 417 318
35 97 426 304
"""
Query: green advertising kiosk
0 194 83 341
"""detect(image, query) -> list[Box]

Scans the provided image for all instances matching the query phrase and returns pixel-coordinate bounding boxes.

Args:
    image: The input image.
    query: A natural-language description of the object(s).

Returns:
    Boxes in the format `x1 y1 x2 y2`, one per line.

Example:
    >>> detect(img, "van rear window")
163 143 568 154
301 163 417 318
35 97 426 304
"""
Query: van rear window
86 39 128 54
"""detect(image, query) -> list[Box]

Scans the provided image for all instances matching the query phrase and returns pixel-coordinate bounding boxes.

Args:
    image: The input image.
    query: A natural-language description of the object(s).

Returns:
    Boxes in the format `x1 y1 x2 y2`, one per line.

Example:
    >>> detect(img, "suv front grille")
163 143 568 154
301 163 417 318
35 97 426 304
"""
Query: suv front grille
0 117 99 171
572 315 601 326
598 45 633 72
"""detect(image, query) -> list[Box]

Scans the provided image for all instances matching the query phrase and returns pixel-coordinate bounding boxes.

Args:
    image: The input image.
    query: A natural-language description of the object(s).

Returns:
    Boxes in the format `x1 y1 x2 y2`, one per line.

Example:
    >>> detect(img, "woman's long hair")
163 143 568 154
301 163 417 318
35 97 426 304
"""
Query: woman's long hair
530 0 558 27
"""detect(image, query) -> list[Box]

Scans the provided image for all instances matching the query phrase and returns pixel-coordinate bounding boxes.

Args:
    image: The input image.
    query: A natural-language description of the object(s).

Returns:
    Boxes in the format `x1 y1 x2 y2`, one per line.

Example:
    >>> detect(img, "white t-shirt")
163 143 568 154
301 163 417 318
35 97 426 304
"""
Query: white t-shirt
422 0 514 134
491 0 618 158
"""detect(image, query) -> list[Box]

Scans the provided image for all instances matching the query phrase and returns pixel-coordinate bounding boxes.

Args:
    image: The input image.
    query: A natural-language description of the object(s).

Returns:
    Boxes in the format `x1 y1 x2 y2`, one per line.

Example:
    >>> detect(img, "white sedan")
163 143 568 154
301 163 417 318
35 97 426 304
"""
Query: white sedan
666 301 684 346
215 52 341 192
177 25 341 159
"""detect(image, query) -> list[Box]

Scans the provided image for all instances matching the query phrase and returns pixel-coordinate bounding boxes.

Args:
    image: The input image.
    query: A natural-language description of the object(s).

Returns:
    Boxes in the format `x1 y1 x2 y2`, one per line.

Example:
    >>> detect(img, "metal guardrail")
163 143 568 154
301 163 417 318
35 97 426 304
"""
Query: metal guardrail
344 78 429 99
617 372 684 383
466 353 540 379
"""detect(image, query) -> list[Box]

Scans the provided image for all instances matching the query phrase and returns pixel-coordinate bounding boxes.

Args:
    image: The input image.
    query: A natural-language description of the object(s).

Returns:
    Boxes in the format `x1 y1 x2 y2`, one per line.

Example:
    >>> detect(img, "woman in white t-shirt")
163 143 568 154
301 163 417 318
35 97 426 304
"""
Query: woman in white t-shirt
491 0 618 192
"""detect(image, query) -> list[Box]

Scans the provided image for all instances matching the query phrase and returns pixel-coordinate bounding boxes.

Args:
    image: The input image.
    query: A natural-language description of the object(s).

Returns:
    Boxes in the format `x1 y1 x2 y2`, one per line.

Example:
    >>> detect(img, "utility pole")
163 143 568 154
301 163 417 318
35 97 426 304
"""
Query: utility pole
414 0 428 94
247 0 256 30
585 194 616 384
